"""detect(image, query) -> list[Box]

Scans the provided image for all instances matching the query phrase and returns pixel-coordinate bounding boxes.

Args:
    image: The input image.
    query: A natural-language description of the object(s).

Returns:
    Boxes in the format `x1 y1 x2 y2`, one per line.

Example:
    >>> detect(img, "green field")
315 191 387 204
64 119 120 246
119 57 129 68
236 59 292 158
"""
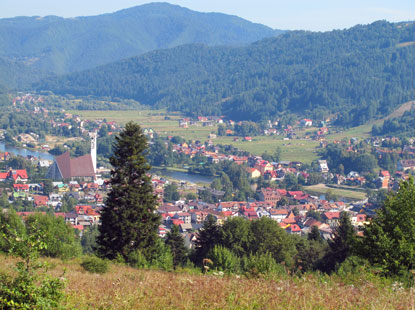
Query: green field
215 136 320 164
71 110 377 164
71 110 218 142
304 184 367 201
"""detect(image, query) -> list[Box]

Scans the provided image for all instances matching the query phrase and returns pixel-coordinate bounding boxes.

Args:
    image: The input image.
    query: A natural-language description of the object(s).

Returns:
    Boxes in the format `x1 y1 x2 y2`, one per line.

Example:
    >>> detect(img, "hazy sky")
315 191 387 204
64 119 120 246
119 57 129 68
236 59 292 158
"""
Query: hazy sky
1 0 414 31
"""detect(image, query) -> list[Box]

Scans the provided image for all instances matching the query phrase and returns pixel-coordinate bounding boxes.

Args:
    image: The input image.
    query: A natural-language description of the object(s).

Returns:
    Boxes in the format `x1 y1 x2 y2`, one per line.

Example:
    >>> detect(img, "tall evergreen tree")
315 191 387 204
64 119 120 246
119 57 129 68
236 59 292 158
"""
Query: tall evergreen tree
97 122 160 261
193 215 221 264
320 212 356 272
165 224 188 268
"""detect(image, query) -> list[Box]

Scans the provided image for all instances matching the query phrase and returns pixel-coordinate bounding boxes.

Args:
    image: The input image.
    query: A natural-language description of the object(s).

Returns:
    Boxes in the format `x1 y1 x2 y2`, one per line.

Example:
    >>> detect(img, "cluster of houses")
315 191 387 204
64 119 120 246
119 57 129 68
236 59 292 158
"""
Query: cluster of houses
156 186 370 248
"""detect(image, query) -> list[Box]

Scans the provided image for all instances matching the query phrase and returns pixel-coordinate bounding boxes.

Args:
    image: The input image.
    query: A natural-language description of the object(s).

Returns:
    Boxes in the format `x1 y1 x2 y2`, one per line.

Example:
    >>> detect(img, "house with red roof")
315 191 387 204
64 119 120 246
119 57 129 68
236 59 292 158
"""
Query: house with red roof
287 224 302 235
258 188 282 205
13 183 29 192
323 212 341 227
33 195 49 207
1 169 29 183
269 209 288 222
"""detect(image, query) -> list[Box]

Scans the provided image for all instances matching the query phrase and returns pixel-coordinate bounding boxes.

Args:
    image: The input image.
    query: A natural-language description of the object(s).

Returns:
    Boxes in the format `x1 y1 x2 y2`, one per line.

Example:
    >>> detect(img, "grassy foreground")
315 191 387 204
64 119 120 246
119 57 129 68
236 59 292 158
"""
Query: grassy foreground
1 255 414 310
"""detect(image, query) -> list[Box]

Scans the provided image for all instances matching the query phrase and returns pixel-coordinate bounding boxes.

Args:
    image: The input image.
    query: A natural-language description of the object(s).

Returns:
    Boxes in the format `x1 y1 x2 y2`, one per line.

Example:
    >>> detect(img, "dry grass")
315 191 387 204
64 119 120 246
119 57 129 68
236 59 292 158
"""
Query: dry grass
1 255 415 310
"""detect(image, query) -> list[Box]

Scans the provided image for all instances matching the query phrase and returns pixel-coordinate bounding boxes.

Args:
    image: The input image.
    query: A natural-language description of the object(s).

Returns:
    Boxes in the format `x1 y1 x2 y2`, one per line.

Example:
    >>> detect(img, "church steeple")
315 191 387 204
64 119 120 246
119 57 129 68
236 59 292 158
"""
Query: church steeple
90 131 97 173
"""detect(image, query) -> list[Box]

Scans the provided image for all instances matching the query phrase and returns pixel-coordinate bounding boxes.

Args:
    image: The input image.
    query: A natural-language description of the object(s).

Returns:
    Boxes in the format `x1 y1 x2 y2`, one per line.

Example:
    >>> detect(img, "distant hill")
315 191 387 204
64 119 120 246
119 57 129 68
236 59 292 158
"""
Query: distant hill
0 2 280 81
38 21 415 126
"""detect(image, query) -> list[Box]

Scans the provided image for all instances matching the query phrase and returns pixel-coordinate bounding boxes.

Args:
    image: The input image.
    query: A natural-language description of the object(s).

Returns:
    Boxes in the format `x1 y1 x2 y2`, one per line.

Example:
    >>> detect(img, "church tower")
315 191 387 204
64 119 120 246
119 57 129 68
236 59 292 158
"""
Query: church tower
90 131 97 173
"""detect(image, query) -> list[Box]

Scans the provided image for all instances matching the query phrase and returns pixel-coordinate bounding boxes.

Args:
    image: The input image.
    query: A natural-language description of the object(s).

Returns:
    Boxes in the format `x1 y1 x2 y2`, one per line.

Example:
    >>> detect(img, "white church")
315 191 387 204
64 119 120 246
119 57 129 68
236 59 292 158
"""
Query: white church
46 132 97 181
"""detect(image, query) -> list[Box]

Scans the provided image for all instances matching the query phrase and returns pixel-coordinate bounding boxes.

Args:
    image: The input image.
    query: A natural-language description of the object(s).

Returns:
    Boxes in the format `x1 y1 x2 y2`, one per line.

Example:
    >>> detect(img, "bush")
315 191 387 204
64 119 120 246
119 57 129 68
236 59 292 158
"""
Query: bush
207 245 240 274
242 252 285 277
127 250 149 269
81 256 109 274
0 221 66 309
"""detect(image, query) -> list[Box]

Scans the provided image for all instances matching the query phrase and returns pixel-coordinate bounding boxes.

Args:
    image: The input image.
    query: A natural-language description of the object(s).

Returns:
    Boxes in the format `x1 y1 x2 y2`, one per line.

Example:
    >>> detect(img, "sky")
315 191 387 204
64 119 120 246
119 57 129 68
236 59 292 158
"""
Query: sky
0 0 414 31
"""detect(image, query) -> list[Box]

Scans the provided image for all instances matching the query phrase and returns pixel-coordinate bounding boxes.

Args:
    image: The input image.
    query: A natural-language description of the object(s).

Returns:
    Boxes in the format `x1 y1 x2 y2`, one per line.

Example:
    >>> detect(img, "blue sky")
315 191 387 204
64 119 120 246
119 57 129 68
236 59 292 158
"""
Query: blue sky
1 0 414 31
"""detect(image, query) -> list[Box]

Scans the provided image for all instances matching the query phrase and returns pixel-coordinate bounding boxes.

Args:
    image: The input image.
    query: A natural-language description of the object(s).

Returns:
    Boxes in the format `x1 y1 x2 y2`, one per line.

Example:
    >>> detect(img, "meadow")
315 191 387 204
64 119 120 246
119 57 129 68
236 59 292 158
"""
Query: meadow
304 184 367 201
0 254 413 310
71 110 375 164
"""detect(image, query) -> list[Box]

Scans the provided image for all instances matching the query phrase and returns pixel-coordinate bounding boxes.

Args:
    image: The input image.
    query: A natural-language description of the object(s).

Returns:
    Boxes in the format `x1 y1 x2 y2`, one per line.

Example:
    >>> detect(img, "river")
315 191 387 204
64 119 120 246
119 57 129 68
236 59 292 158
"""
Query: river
0 142 55 161
151 168 214 184
0 141 214 183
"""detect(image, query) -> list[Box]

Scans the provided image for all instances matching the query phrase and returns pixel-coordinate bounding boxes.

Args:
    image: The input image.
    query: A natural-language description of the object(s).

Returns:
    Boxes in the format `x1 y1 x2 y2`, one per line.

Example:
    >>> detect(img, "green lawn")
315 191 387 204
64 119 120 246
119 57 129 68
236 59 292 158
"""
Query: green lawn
304 184 367 200
215 136 320 164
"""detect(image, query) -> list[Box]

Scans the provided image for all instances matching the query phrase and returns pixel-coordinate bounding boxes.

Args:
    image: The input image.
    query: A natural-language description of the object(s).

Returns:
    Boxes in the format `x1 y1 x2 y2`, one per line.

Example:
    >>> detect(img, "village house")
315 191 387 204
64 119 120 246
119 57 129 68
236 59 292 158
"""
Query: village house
318 160 329 173
300 119 313 127
323 212 341 227
269 209 289 222
258 188 282 205
0 169 29 183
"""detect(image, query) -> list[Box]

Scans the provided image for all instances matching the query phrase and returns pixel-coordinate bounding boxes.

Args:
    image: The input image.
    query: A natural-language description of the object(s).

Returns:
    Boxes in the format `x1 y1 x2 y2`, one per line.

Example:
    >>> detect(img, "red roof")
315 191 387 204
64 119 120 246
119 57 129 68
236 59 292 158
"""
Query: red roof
290 224 301 232
324 212 341 220
172 219 184 225
288 191 304 197
33 195 49 206
72 225 84 231
13 183 29 190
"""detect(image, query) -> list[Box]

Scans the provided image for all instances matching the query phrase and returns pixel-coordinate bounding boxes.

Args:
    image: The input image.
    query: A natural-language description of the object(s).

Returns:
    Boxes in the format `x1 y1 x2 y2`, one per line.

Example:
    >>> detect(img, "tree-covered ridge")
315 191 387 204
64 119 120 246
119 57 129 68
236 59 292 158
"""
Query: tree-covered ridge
39 21 415 125
372 108 415 137
0 2 278 78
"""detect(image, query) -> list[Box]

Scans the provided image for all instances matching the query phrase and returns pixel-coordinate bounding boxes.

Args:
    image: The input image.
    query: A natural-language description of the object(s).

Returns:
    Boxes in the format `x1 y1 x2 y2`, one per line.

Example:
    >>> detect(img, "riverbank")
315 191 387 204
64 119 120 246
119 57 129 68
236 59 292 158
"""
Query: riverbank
0 141 54 161
150 166 214 185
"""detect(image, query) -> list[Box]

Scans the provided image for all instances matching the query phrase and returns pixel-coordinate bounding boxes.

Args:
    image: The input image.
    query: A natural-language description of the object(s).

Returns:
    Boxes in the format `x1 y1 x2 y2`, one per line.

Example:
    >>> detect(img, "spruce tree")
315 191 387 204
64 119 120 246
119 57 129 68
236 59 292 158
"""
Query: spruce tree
193 215 221 264
97 122 160 261
321 212 356 272
165 224 188 268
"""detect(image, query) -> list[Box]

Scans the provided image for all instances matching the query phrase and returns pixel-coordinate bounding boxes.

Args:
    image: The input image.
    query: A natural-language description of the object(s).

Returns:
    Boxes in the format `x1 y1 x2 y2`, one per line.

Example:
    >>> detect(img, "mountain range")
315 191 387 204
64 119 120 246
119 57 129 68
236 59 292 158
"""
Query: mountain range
0 2 281 85
38 21 415 125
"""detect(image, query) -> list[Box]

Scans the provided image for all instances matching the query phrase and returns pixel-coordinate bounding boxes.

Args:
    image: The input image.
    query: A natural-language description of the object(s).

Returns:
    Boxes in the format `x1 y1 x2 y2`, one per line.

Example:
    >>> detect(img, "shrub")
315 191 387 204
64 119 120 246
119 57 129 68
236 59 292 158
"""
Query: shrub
0 221 66 309
81 256 109 274
207 245 240 274
242 252 285 277
127 250 149 269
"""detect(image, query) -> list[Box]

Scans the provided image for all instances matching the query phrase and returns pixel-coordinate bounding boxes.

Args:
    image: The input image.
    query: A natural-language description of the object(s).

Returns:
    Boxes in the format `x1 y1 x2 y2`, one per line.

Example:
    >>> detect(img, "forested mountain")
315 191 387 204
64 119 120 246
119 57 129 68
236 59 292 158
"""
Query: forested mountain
38 21 415 126
0 2 279 80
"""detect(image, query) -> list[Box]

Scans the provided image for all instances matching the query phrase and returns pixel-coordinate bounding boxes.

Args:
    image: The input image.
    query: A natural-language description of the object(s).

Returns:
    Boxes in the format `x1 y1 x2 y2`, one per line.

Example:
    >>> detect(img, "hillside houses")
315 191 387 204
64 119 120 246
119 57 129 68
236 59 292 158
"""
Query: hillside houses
0 169 28 183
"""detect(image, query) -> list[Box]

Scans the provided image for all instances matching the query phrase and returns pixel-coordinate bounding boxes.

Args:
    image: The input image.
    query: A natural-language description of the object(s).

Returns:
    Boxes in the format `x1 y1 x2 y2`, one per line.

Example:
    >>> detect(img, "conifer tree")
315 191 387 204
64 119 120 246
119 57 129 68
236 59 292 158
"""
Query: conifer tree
320 212 356 272
193 215 221 264
308 225 323 243
97 122 160 261
165 224 188 268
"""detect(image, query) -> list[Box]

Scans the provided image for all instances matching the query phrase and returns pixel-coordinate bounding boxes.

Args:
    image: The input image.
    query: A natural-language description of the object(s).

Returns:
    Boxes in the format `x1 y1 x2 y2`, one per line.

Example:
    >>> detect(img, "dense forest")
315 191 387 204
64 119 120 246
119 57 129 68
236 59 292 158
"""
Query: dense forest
0 2 279 83
38 21 415 126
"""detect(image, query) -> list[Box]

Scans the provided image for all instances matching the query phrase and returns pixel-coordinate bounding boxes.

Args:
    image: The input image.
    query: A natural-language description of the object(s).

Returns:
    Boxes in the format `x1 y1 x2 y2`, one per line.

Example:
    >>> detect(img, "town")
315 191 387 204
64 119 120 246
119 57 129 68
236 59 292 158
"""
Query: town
1 93 415 251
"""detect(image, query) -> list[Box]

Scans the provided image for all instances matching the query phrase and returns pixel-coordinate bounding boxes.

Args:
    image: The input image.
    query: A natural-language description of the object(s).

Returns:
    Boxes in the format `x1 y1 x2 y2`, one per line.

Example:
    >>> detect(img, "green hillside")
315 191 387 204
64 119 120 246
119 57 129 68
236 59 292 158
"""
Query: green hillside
38 21 415 126
0 2 279 78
